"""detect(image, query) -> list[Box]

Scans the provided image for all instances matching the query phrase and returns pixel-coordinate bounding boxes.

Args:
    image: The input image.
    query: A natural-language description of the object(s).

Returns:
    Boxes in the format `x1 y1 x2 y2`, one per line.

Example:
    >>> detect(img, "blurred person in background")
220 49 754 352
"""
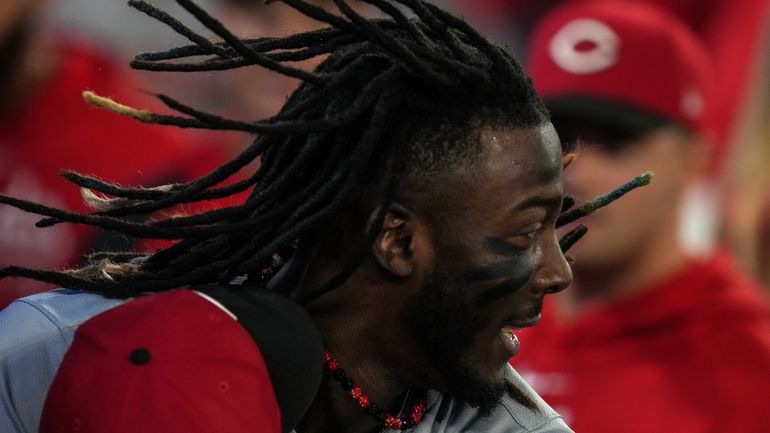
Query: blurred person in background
510 2 770 433
458 0 770 170
0 0 231 308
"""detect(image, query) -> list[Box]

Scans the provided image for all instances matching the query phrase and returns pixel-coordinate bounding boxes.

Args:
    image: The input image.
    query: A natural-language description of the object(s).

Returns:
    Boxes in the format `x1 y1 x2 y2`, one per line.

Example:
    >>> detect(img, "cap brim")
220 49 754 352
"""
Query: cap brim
546 96 671 137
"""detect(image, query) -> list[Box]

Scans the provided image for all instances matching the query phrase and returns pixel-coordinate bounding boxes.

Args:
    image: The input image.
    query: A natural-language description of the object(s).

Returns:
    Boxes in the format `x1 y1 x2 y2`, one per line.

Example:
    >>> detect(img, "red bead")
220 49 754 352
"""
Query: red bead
384 415 403 429
322 349 428 430
326 359 339 371
351 386 362 399
411 399 427 423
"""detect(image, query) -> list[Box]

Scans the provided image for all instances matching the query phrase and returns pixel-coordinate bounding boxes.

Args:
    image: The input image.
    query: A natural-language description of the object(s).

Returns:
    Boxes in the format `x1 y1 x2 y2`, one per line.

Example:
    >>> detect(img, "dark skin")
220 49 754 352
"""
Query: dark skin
295 122 572 433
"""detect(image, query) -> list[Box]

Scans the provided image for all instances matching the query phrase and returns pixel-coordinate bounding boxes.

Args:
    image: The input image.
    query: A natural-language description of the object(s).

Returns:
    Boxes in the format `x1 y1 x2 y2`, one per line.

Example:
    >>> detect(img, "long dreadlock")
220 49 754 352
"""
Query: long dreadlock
0 0 651 302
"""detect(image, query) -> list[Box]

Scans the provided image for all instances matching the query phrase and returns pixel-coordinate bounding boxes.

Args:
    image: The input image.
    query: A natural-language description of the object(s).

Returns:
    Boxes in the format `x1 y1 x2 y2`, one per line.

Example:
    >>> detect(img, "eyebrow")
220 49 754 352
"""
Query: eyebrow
508 194 563 215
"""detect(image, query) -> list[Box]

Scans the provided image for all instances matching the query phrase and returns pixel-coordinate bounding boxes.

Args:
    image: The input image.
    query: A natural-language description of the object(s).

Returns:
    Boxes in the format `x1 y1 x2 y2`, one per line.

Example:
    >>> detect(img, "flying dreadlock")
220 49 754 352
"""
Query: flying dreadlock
0 0 651 302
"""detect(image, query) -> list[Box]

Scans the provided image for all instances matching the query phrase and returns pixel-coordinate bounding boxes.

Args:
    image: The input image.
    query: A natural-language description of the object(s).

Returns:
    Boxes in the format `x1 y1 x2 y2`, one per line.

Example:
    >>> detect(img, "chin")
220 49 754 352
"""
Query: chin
484 363 511 387
443 358 507 415
417 325 510 407
470 356 509 385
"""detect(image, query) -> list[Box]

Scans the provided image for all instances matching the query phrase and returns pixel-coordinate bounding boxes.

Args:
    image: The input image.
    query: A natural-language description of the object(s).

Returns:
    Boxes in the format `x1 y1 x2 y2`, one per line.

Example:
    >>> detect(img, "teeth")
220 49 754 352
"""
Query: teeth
502 327 518 338
500 327 521 356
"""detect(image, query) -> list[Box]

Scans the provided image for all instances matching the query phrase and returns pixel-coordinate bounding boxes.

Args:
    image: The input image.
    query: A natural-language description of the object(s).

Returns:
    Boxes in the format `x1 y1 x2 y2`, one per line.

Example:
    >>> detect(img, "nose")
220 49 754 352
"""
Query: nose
531 231 573 295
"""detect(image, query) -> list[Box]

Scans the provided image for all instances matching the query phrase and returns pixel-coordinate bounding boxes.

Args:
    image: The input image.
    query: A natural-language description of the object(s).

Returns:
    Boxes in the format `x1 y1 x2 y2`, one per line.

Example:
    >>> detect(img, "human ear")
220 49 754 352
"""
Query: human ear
562 153 577 170
370 203 419 278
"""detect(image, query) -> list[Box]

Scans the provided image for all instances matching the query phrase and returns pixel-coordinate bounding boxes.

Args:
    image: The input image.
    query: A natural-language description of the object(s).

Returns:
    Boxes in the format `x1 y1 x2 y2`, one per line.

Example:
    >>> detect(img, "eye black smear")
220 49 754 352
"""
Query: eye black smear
482 237 525 258
466 238 536 306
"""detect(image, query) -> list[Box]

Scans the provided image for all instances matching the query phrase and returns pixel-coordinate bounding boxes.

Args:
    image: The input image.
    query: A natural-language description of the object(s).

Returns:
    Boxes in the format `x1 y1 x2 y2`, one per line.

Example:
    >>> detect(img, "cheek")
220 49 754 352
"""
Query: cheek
567 146 660 194
464 247 538 307
567 148 678 224
607 148 682 226
623 143 690 195
432 229 482 276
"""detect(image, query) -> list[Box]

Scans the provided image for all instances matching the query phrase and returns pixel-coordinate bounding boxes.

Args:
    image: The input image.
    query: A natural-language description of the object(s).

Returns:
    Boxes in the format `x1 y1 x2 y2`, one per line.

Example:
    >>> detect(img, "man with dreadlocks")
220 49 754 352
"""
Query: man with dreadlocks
0 1 649 432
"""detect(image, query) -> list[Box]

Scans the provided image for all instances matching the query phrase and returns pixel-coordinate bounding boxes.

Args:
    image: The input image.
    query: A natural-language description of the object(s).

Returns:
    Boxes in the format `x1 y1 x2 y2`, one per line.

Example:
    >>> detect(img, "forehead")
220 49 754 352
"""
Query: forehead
436 123 564 224
476 124 563 184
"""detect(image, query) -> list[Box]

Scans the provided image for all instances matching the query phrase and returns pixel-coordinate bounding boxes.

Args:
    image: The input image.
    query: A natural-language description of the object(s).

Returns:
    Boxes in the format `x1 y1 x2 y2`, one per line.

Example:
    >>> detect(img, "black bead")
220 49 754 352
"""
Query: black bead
341 378 354 390
367 404 385 421
332 369 345 380
129 348 151 365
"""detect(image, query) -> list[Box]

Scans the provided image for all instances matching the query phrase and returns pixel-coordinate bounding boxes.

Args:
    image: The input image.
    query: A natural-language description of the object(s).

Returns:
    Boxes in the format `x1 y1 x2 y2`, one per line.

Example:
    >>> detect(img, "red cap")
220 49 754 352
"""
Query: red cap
527 1 714 135
39 290 283 433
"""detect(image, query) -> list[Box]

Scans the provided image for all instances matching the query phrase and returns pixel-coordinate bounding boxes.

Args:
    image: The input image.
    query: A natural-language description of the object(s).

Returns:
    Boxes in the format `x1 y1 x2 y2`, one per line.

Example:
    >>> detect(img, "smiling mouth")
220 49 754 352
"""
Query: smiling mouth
503 307 543 329
507 315 542 329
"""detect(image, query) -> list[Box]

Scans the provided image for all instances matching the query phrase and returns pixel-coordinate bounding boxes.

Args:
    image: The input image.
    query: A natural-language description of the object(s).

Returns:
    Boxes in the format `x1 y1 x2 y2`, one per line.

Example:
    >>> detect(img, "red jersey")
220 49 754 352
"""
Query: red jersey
0 41 233 308
511 252 770 433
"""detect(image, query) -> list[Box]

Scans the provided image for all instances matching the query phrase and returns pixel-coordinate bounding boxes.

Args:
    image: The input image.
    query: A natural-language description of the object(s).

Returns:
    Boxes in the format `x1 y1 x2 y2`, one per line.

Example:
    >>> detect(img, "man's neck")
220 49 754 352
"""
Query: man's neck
297 293 420 433
297 271 427 433
292 251 438 433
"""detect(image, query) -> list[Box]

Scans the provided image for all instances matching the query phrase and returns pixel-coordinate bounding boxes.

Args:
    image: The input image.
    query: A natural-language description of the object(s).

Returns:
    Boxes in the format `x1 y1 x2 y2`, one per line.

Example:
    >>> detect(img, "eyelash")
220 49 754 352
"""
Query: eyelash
517 223 544 243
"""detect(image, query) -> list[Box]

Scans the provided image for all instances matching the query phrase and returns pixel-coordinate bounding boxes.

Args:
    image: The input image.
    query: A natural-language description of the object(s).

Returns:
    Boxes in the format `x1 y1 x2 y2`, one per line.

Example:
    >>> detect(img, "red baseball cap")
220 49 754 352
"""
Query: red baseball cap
39 287 324 433
527 0 715 136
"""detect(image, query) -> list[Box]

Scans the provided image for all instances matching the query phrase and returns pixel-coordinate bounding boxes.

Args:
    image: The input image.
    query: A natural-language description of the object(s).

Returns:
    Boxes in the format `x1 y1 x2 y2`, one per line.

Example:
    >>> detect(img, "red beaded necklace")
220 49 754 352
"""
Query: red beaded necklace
323 351 427 430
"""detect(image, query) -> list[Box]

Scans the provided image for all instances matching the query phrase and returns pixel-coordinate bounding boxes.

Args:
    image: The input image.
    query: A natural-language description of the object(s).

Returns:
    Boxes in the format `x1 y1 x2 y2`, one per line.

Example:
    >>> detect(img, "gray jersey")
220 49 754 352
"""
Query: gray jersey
387 366 572 433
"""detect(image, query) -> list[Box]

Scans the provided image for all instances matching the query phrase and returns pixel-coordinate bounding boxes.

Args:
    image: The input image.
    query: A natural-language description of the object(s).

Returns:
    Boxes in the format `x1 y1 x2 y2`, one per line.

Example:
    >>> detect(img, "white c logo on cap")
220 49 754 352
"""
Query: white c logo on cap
681 87 704 119
549 18 620 75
